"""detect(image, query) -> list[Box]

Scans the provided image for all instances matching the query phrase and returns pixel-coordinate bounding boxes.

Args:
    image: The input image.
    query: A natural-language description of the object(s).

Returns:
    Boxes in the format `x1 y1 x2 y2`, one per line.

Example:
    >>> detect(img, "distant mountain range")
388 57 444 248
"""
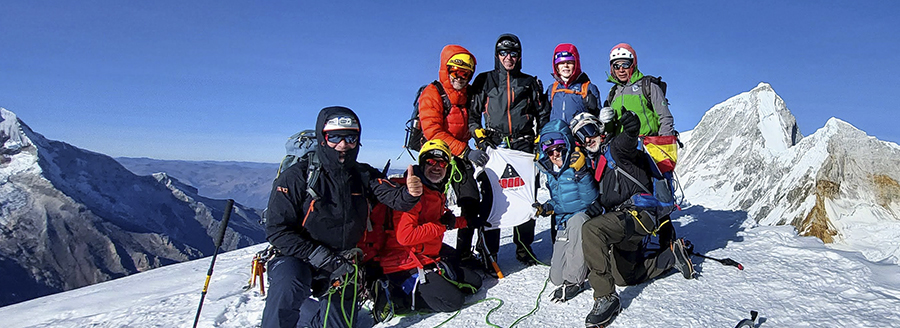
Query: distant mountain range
677 83 900 263
0 108 265 306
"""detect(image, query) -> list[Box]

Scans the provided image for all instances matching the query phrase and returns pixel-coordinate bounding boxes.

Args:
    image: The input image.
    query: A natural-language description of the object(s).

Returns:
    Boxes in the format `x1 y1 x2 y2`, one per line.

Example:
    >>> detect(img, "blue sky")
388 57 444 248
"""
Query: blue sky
2 1 898 167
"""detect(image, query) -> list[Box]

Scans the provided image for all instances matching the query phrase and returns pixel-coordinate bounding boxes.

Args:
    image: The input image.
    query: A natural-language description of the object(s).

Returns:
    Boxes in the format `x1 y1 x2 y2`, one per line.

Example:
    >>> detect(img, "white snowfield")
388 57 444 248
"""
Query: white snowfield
2 206 899 328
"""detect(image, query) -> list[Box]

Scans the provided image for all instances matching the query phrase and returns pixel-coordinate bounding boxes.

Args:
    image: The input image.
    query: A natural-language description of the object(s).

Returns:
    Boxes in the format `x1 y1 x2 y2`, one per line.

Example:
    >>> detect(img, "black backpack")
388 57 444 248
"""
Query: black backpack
405 81 451 158
605 75 668 109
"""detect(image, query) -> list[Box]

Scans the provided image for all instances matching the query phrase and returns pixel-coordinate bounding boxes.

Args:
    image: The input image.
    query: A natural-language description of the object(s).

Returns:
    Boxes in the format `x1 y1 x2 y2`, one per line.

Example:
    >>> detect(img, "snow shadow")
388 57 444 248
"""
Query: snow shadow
674 205 750 268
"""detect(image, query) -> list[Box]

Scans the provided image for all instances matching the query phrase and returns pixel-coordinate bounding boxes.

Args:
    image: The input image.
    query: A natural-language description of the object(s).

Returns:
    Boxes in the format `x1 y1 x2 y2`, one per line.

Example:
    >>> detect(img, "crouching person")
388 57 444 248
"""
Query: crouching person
373 140 483 319
533 119 598 303
262 106 422 328
574 110 694 328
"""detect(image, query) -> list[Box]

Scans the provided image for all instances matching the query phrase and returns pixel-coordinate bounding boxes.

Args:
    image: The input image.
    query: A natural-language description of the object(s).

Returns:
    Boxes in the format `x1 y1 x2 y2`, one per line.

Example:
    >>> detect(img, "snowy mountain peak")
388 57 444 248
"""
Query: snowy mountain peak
0 108 33 154
752 81 773 92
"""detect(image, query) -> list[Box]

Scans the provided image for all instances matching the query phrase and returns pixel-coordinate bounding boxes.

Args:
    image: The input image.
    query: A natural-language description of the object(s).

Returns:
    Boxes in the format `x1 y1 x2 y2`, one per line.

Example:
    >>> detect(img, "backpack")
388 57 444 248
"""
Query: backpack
261 130 323 224
405 81 451 157
605 75 668 109
600 141 679 228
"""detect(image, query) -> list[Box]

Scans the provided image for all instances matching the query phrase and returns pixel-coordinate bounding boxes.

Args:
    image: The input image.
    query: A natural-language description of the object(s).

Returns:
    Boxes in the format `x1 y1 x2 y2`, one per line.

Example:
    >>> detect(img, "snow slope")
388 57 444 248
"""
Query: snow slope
1 208 899 328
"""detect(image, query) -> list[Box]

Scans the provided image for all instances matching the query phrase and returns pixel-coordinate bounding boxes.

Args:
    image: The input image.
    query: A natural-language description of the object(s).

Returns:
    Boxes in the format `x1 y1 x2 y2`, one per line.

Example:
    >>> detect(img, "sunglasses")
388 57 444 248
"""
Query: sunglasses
574 123 602 143
425 158 448 168
612 61 633 70
498 50 520 58
325 133 359 144
448 66 473 80
545 144 566 155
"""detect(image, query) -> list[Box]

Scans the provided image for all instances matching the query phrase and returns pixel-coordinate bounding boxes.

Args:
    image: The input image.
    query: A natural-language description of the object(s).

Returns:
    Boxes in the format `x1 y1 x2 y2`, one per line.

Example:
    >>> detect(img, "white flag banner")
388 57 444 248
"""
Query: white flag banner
479 148 537 229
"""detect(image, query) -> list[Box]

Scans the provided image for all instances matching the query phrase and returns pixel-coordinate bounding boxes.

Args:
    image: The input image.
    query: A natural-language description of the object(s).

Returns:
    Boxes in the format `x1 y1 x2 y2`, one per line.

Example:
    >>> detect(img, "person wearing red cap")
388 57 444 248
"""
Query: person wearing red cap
606 43 675 136
547 43 601 124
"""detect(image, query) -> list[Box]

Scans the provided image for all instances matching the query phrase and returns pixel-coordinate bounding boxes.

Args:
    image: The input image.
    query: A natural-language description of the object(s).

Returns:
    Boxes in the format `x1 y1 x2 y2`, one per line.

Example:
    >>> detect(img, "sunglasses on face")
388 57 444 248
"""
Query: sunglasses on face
425 158 448 168
574 123 602 143
448 66 473 80
545 144 566 155
498 50 520 58
325 133 359 144
612 61 633 70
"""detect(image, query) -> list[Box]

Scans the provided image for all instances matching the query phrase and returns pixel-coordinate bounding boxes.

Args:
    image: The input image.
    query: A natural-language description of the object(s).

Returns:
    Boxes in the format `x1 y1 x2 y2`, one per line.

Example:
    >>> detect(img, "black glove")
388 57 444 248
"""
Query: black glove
532 202 554 217
308 246 355 284
440 210 457 230
466 148 489 167
585 200 605 218
620 111 641 136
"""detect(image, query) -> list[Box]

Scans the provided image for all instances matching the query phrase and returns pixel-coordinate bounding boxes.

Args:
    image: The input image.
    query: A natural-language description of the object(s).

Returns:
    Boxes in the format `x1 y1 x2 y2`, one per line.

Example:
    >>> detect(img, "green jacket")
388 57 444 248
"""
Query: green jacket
606 69 674 136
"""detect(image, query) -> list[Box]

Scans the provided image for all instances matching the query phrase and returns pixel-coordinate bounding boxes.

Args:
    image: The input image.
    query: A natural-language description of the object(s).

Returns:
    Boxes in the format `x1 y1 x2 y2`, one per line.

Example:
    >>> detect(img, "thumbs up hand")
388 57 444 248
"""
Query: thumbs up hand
406 165 423 197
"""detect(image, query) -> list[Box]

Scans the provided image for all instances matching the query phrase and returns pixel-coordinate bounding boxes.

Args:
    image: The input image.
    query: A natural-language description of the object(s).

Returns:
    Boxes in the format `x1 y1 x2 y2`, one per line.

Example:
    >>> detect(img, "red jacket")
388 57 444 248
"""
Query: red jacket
420 45 475 157
374 174 466 274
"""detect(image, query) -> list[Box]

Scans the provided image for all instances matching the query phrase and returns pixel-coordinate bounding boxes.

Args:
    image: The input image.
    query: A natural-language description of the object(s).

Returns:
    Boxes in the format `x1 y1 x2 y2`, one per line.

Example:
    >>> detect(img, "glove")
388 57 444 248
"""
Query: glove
585 200 605 218
440 210 457 230
598 106 616 124
620 111 641 136
532 202 554 217
466 148 489 167
308 246 355 285
473 129 496 150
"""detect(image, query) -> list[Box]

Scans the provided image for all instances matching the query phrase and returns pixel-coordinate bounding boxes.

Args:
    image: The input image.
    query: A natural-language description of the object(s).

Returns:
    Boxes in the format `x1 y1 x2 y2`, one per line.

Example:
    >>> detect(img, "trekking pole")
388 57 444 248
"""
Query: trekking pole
690 250 743 270
192 199 234 328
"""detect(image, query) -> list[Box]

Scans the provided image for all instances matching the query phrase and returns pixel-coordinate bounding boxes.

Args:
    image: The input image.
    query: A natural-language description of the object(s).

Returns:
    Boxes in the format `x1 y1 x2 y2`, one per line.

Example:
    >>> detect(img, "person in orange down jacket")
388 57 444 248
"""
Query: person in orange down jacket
368 140 483 319
418 45 493 267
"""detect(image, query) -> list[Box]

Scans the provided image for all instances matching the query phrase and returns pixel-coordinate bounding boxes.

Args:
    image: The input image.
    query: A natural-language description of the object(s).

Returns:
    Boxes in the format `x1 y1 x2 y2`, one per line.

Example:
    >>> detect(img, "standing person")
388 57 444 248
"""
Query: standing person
547 43 601 124
467 33 550 267
418 45 490 262
573 111 693 328
262 106 422 328
605 43 675 136
375 140 483 315
533 119 597 303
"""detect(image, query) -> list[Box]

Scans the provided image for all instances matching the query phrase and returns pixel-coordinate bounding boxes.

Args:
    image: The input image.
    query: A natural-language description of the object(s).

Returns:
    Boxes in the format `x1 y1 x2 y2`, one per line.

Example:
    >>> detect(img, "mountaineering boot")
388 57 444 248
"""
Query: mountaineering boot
585 293 621 327
370 279 394 323
550 281 584 303
672 238 695 279
516 246 538 266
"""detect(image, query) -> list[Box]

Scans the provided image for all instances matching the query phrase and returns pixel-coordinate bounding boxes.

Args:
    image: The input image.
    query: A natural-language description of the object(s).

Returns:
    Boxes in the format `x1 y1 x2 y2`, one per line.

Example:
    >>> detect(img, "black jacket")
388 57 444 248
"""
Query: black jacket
594 131 653 211
265 106 419 261
468 34 550 152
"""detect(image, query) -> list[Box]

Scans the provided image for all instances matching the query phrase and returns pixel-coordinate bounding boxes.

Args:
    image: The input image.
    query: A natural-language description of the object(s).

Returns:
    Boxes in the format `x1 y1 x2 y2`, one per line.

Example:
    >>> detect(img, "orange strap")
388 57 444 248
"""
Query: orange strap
549 81 590 103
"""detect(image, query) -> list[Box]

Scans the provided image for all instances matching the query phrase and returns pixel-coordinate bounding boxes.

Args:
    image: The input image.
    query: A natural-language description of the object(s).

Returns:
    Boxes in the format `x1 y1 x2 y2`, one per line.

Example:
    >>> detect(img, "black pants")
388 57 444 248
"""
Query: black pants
261 256 362 328
385 245 483 313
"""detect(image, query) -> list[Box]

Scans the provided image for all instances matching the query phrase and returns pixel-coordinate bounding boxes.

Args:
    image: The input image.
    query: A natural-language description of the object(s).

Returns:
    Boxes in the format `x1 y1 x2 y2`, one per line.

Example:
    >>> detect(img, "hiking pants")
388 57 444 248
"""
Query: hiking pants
550 212 589 286
582 211 674 298
261 256 362 328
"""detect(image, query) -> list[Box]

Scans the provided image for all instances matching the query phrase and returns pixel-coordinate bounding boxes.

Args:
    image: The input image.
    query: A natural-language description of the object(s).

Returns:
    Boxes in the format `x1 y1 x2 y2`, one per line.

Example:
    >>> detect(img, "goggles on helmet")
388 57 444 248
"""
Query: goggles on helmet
574 123 602 143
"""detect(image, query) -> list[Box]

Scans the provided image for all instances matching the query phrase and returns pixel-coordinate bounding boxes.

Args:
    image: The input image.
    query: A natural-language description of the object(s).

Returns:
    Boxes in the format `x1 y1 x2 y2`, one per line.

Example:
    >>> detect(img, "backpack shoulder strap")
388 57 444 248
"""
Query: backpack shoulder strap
579 82 590 99
306 151 322 200
431 80 452 116
606 85 617 108
550 81 560 103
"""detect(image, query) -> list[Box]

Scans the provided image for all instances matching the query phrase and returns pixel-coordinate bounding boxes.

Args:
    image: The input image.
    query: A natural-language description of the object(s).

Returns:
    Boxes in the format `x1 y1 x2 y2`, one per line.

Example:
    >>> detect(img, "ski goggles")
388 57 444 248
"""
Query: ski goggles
541 138 567 152
325 132 359 144
574 123 602 143
424 158 448 168
448 66 473 80
612 61 633 70
554 51 575 65
544 144 566 155
498 50 519 58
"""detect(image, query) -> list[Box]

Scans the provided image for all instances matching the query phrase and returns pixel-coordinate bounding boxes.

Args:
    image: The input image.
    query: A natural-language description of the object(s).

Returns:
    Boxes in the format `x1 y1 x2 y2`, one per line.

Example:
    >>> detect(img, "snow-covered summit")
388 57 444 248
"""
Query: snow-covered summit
678 84 900 264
